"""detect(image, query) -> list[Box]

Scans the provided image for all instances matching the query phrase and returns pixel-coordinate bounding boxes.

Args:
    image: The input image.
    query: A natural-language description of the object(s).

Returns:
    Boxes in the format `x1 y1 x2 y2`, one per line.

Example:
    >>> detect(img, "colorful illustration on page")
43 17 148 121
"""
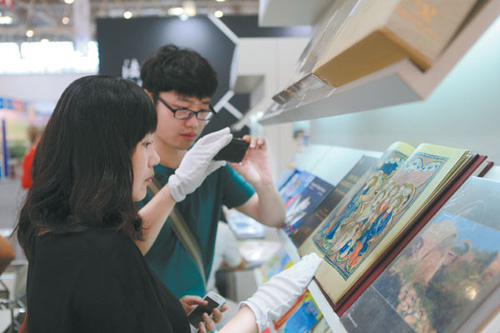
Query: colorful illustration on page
314 151 448 279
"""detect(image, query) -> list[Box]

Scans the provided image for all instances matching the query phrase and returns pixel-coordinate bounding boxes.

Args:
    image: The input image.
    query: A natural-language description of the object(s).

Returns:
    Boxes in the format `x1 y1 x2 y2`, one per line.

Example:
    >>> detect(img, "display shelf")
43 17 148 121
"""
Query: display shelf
483 165 500 181
259 0 500 125
275 228 348 333
308 280 346 333
276 229 300 263
276 227 350 333
271 145 500 333
258 0 333 27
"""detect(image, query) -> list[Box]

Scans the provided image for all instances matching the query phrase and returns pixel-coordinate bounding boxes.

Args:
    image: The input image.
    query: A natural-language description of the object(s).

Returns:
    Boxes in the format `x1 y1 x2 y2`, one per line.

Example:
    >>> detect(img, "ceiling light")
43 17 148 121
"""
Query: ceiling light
168 7 184 16
183 1 196 17
26 30 34 38
123 11 133 19
40 39 49 43
62 16 69 25
214 10 224 18
216 0 225 2
0 15 13 25
64 0 74 4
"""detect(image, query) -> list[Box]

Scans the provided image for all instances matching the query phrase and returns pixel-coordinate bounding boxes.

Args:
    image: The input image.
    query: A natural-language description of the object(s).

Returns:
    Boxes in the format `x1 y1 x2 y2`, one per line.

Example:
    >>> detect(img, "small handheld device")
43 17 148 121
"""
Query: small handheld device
188 291 226 328
213 138 249 163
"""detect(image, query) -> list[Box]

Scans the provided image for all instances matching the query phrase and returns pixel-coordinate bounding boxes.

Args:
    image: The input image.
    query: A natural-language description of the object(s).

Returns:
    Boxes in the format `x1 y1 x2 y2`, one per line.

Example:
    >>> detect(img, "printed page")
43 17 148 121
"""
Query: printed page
313 142 469 304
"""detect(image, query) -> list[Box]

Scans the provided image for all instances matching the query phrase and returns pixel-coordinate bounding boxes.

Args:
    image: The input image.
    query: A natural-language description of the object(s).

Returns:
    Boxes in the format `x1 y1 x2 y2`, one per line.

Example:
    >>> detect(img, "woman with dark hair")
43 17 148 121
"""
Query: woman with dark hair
16 75 321 333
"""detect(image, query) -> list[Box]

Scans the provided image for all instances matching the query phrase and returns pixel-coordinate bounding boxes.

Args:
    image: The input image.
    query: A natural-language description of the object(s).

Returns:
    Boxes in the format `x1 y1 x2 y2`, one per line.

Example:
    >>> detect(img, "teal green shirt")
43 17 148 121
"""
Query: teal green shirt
137 164 254 298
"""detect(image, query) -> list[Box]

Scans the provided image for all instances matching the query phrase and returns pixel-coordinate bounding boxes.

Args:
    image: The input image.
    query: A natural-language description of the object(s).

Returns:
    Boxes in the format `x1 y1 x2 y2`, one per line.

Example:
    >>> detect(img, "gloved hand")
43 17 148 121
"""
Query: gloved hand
240 253 322 332
169 128 233 202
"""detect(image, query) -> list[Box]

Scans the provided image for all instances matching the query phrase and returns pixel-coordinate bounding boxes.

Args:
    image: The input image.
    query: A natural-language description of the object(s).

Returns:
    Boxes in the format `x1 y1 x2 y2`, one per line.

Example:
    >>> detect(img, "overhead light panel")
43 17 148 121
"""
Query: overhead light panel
214 10 224 18
168 7 184 16
123 11 133 19
64 0 74 4
183 1 196 17
0 15 13 25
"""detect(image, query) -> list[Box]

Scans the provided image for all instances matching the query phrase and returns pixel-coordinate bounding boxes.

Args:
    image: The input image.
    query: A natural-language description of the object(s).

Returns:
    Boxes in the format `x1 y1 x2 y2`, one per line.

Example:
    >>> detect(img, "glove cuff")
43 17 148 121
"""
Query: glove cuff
239 301 267 333
168 174 185 202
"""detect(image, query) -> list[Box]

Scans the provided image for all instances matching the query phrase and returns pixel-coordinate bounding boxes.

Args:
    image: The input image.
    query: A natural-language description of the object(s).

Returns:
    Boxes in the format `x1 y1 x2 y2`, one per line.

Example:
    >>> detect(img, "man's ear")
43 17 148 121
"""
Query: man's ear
144 89 154 103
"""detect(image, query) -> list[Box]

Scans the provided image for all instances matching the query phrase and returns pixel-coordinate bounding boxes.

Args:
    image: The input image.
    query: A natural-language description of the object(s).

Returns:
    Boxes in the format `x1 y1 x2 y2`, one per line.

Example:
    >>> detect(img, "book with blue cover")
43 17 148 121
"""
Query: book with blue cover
293 156 378 248
273 290 322 333
282 175 335 238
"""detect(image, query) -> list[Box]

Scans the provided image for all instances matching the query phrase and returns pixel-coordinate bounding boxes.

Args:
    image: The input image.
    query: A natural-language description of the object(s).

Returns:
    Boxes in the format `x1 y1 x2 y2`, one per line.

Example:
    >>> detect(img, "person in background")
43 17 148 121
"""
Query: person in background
207 221 246 294
207 221 246 328
16 75 321 333
21 125 44 189
138 44 286 300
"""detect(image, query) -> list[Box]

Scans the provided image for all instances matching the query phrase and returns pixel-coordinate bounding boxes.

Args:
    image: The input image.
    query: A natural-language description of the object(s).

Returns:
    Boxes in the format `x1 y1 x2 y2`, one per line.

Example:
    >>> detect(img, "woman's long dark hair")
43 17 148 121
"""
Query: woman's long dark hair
16 75 157 260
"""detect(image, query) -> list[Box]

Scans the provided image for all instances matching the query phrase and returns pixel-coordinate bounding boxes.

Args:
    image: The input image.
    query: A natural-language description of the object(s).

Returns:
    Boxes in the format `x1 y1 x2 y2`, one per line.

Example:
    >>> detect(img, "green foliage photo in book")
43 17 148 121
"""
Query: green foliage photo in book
308 142 470 305
340 176 500 333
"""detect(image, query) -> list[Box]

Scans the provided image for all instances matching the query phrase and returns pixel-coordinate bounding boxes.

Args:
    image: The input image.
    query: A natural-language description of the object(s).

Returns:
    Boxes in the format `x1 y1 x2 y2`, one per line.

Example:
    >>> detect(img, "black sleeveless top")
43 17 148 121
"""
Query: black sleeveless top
26 228 190 332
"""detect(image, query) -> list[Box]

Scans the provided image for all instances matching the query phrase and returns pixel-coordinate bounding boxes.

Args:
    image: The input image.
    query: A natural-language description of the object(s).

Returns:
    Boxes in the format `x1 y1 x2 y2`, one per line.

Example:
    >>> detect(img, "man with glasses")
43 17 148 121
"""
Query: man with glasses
138 44 286 301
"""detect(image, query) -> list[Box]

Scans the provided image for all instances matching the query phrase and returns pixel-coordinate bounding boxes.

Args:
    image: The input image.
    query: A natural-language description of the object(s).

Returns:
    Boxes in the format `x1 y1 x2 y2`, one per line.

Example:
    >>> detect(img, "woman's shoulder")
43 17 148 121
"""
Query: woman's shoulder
80 228 141 260
35 228 138 262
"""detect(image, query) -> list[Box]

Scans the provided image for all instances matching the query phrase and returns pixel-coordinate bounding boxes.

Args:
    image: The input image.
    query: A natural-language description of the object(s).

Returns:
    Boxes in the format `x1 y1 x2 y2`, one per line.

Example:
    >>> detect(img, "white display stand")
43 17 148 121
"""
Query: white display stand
272 144 382 333
251 2 500 331
259 0 500 125
273 145 500 333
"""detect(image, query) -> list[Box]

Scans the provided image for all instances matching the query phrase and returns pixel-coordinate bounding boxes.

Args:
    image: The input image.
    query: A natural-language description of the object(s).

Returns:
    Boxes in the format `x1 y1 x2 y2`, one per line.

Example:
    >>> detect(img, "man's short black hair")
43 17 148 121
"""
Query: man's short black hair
140 44 218 100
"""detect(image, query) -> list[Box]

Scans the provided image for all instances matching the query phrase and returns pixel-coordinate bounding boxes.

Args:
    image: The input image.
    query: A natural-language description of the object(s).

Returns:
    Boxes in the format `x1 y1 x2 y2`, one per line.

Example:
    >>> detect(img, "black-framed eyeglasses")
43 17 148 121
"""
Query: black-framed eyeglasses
157 96 215 121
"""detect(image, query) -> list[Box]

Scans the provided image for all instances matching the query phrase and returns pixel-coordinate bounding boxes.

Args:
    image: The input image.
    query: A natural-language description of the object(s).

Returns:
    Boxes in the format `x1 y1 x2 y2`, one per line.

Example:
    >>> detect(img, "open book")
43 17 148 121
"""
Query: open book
291 156 378 248
298 141 479 310
340 176 500 333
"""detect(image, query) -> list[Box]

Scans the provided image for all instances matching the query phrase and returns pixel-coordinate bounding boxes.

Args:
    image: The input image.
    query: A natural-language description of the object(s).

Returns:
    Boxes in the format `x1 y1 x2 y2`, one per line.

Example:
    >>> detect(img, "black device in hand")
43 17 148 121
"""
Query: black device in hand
188 292 226 328
213 138 249 163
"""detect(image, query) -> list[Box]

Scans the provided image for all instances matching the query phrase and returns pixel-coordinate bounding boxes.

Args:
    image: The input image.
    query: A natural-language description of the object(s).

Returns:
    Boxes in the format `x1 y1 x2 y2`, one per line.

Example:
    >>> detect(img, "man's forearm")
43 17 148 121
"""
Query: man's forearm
253 183 285 228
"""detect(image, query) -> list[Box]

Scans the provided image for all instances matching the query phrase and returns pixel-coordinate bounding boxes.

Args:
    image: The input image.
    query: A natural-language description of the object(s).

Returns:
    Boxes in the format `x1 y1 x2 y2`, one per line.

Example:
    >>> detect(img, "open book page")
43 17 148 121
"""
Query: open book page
340 176 500 333
298 141 415 258
293 155 378 249
307 142 470 304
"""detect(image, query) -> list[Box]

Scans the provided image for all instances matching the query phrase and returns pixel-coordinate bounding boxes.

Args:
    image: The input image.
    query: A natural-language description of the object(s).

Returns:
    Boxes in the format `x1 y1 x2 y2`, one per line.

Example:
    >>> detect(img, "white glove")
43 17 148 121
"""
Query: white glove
169 127 233 202
240 253 322 332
